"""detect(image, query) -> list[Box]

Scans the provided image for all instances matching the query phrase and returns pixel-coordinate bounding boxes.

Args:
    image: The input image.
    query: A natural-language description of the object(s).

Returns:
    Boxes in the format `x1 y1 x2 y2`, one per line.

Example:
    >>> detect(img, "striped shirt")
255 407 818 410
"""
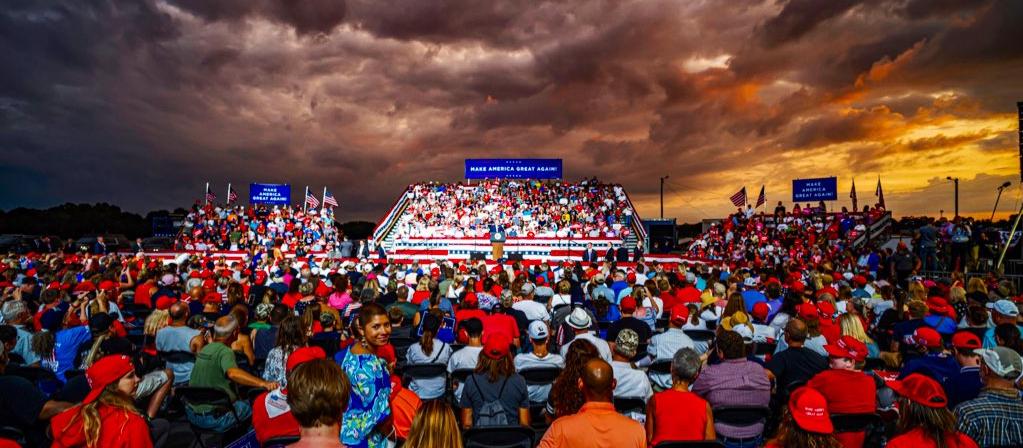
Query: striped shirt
954 389 1023 448
691 359 771 439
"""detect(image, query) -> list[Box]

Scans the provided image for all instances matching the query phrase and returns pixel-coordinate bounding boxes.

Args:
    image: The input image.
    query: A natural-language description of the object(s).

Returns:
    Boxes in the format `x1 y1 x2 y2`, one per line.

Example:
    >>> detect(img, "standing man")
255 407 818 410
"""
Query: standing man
583 244 599 263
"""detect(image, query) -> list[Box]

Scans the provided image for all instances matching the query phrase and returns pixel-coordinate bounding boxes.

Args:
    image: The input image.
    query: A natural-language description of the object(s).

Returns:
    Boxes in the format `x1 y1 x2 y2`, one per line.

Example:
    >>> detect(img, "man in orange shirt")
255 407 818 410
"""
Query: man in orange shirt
807 336 877 448
539 358 645 448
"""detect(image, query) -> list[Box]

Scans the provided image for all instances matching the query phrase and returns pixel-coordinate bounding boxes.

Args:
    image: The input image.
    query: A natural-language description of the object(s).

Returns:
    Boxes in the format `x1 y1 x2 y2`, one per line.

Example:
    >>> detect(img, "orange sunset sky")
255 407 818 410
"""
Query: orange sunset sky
2 0 1021 223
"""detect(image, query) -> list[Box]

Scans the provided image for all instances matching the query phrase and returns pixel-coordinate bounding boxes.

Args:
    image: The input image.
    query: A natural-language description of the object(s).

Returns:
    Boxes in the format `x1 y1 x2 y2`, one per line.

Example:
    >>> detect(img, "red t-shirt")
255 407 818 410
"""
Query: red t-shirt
676 286 702 304
134 281 156 308
252 391 300 444
455 309 487 329
51 405 152 448
649 390 709 446
808 369 877 448
820 320 842 344
886 428 977 448
411 290 431 306
281 292 303 309
480 313 520 342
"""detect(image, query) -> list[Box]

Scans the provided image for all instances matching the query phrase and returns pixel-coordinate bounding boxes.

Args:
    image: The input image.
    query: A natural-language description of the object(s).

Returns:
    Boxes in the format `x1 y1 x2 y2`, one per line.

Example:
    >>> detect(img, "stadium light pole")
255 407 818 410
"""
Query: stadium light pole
946 176 959 218
660 175 669 219
993 181 1012 220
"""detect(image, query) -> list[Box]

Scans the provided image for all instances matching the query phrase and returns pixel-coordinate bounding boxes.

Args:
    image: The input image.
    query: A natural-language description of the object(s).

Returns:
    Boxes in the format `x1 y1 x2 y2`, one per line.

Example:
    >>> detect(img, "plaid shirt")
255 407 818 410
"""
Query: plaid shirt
954 389 1023 448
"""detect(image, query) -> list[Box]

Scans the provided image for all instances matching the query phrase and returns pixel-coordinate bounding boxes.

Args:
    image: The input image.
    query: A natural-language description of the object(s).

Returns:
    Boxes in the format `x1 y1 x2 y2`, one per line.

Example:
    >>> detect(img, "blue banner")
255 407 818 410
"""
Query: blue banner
249 183 291 205
792 177 838 202
464 159 563 179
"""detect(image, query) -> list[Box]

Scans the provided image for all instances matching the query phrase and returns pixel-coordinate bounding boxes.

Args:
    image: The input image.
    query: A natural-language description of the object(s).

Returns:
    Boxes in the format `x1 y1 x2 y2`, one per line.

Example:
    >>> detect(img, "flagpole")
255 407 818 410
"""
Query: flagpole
226 183 231 206
205 182 209 206
322 186 327 209
304 186 309 214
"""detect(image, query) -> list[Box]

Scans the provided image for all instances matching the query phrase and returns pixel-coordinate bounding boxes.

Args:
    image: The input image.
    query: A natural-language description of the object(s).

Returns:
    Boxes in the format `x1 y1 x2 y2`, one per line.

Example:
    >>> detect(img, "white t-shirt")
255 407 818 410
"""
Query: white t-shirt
560 332 612 363
611 360 653 423
514 352 565 403
513 300 551 322
448 346 483 402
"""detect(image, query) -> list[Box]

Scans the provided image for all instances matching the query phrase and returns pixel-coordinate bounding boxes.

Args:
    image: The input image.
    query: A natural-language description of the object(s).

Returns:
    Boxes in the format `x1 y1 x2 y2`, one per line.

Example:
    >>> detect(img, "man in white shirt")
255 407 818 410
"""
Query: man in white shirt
512 283 550 322
647 305 695 389
610 329 653 422
750 302 778 344
447 318 484 402
559 308 612 363
514 321 565 403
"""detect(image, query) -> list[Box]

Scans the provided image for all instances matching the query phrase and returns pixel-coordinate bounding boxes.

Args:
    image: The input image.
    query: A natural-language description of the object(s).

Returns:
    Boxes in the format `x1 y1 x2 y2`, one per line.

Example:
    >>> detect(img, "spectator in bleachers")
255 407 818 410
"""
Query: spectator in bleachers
287 357 350 448
538 358 645 448
0 343 75 446
982 299 1020 348
156 302 204 385
609 329 652 415
646 348 714 445
764 387 841 448
607 296 651 344
50 355 156 448
405 400 463 448
459 333 529 428
692 330 771 448
514 321 564 404
1 300 38 366
899 327 959 385
808 336 877 448
945 331 983 408
252 346 326 446
263 316 308 388
253 303 290 361
512 283 549 323
838 313 879 359
890 374 977 448
954 347 1023 447
187 315 277 432
448 318 484 402
336 303 392 448
647 305 695 389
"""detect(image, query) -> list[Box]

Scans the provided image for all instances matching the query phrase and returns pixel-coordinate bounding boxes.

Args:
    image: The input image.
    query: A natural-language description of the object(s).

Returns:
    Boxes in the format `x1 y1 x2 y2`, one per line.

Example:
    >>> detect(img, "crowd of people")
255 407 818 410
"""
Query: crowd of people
1 225 1022 448
394 179 638 239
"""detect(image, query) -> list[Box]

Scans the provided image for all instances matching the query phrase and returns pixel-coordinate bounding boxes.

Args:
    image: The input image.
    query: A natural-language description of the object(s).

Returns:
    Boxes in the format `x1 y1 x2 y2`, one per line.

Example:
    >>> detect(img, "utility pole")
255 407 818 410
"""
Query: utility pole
659 175 669 219
947 176 960 218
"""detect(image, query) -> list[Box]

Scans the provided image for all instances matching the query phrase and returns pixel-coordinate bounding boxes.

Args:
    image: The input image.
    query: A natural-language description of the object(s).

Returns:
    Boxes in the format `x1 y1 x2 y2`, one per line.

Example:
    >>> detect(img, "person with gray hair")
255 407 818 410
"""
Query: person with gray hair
953 347 1023 447
645 348 716 445
1 300 38 365
187 315 278 432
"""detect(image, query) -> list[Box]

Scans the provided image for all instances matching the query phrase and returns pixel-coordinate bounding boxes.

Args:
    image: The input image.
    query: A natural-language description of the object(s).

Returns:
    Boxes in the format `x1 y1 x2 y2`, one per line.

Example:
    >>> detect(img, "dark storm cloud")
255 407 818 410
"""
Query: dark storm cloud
1 0 1021 221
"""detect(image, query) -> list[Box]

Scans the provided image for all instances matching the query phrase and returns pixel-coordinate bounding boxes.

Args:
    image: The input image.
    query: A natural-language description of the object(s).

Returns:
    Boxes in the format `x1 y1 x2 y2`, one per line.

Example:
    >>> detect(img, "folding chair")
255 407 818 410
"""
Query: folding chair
176 386 250 448
463 426 535 448
712 406 770 427
683 329 716 343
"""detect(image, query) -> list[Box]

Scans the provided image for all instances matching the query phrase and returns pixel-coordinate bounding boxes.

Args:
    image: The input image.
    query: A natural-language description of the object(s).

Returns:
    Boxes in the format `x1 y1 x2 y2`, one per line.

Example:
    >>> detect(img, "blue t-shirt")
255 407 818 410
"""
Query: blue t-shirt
48 326 92 382
946 366 983 408
924 315 958 335
742 290 768 312
899 352 959 386
983 324 1023 349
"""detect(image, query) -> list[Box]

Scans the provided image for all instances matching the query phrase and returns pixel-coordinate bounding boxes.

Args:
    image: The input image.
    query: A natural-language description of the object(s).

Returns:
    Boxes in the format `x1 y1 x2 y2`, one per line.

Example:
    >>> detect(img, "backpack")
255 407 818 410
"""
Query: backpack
470 374 510 427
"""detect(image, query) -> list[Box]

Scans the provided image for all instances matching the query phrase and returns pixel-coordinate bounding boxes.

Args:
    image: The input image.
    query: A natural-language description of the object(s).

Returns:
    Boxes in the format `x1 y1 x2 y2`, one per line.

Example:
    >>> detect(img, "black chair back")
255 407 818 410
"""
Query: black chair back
613 397 647 415
684 329 715 342
451 368 474 384
754 341 776 356
263 435 300 447
831 413 882 433
654 441 724 448
309 338 340 357
712 406 770 426
403 363 448 379
648 359 672 375
519 367 561 385
176 386 237 413
0 426 26 446
631 343 649 363
159 350 196 364
5 366 62 396
463 426 535 448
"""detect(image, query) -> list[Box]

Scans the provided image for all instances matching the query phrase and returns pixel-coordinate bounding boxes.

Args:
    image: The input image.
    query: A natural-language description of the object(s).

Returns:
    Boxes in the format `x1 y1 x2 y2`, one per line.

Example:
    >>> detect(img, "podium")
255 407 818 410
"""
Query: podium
490 230 506 261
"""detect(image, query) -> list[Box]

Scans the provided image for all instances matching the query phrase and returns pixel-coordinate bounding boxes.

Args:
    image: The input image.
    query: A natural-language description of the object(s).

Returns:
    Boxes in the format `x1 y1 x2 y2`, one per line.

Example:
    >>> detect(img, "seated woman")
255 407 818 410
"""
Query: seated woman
263 316 308 388
646 348 715 446
459 333 530 429
765 387 841 448
406 314 452 400
51 355 156 448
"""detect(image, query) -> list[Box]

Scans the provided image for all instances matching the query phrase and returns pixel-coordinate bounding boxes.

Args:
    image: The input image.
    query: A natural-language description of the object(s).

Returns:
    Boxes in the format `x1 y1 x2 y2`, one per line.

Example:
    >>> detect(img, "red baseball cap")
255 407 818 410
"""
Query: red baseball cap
483 332 512 360
789 387 833 434
626 272 637 283
286 346 326 373
889 373 948 408
463 293 478 307
670 305 690 325
254 271 268 285
852 275 867 287
74 281 96 293
202 292 222 305
155 296 178 311
824 336 868 362
790 281 806 295
752 302 770 322
817 301 836 317
797 303 818 320
912 327 943 348
620 296 637 313
83 355 135 405
952 331 981 350
926 296 955 319
314 282 332 298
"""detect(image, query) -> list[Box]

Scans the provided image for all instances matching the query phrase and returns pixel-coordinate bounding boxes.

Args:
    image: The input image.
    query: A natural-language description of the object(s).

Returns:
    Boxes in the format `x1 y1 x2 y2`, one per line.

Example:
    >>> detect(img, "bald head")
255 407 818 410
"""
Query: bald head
785 318 808 344
579 358 615 402
169 302 189 322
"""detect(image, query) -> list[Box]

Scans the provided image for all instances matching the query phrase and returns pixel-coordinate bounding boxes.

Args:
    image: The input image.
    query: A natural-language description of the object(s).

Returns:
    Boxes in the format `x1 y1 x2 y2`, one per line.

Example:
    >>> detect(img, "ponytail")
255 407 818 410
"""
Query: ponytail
421 326 435 356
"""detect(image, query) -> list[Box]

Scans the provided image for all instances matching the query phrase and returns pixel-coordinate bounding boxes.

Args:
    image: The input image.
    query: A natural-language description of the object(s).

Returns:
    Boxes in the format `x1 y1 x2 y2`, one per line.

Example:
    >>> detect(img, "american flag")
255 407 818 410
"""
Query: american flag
850 179 858 211
305 191 319 208
205 184 216 203
227 185 238 204
755 185 765 208
730 187 747 207
323 189 339 208
875 177 885 208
